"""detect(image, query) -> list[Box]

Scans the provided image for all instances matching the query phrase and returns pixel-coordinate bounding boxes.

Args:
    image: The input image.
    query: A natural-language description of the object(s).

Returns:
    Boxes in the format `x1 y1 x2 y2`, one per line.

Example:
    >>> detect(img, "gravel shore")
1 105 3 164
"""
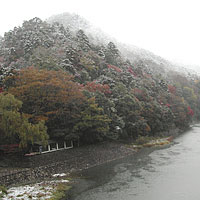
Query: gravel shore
0 142 136 187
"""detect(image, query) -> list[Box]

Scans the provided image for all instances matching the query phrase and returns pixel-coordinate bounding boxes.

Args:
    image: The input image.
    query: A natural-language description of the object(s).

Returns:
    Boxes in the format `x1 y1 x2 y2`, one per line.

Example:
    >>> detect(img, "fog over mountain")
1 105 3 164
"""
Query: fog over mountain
47 12 200 77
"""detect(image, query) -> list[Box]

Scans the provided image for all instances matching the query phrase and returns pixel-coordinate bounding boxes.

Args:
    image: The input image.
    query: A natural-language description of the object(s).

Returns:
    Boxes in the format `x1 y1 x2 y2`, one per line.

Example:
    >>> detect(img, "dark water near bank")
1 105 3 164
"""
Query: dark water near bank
69 124 200 200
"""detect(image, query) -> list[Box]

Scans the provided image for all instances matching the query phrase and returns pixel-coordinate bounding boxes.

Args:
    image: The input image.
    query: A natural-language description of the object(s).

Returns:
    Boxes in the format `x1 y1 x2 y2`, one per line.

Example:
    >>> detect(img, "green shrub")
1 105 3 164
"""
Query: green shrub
0 185 8 198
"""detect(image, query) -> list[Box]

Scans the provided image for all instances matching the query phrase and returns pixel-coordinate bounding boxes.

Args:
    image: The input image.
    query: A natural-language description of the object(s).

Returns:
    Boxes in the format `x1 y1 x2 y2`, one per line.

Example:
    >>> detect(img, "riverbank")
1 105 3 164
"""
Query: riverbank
0 142 136 186
0 126 183 186
68 124 200 200
0 142 137 199
1 123 186 199
0 136 176 199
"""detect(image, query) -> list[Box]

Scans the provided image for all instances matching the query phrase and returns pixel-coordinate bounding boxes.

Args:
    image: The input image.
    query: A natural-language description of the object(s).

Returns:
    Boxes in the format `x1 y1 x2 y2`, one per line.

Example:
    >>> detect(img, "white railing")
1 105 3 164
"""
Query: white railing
41 141 73 154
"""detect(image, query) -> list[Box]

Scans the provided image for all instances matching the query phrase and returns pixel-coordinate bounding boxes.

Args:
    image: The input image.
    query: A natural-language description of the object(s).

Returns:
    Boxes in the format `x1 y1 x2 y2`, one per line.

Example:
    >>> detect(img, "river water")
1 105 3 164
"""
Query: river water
69 124 200 200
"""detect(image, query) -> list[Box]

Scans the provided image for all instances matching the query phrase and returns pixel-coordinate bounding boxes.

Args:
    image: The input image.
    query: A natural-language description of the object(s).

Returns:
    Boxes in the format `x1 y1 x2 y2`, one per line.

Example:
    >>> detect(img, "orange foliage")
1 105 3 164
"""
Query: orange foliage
8 67 85 122
145 124 151 132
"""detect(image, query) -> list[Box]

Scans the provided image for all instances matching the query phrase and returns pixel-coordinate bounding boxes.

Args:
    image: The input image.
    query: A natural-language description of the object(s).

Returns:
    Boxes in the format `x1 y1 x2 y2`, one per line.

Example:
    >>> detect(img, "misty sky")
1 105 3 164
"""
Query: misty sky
1 0 200 67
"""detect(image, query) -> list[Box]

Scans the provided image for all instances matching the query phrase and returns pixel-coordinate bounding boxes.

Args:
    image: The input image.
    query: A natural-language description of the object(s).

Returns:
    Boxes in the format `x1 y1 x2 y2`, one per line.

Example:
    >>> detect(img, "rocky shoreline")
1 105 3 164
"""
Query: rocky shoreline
0 129 181 199
0 126 183 188
0 142 138 199
0 142 136 187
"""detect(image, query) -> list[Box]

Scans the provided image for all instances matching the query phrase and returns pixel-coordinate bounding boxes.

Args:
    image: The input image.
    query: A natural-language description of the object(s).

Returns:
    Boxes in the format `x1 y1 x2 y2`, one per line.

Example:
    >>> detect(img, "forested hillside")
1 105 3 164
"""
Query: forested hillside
0 15 200 148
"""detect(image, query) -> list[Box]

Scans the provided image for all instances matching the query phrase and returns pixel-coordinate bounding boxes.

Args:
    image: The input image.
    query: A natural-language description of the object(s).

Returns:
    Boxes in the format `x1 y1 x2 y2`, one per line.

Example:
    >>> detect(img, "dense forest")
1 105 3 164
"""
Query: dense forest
0 15 200 149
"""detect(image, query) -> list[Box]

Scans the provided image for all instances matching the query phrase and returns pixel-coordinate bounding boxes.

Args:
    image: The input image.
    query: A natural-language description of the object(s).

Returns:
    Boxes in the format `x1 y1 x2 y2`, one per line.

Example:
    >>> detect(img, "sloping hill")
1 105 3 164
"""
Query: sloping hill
46 12 199 78
0 15 199 146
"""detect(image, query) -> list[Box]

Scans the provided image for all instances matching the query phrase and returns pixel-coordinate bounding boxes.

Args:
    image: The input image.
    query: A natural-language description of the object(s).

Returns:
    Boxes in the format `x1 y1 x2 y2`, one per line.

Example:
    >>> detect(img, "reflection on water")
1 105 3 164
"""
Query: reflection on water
69 125 200 200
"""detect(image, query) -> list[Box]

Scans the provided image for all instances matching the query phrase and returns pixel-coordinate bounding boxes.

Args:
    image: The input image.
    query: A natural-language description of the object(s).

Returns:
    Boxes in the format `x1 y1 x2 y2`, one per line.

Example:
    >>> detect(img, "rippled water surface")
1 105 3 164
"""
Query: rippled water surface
69 125 200 200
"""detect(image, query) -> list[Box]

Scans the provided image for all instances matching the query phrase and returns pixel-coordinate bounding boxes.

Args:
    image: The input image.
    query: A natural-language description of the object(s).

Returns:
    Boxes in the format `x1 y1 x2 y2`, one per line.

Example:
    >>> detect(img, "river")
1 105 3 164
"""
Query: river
68 124 200 200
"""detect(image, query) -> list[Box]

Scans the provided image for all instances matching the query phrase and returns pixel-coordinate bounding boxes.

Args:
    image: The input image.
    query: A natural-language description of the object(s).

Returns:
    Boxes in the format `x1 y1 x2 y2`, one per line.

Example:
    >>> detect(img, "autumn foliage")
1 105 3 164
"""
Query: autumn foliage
187 106 194 116
6 67 111 143
107 64 122 73
83 81 111 94
168 85 176 94
128 66 137 76
7 67 85 123
0 17 199 148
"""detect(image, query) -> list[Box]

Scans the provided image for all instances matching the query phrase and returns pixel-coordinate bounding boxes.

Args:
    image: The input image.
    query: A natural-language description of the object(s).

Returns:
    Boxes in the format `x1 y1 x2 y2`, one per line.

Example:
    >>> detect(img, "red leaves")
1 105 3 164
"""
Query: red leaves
134 88 143 95
84 81 111 94
168 85 176 94
0 88 3 93
133 88 147 101
128 67 137 76
107 64 122 73
0 144 20 153
187 106 194 116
